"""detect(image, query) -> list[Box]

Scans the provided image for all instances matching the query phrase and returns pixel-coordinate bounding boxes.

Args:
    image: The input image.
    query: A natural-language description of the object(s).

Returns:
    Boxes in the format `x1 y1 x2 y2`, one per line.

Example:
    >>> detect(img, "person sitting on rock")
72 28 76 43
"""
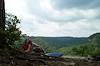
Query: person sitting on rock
21 37 45 55
21 38 33 54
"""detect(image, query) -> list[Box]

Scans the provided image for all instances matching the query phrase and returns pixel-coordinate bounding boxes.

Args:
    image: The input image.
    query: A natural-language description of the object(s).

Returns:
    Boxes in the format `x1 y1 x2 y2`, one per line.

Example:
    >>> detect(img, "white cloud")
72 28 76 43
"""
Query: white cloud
20 16 100 37
5 0 100 37
5 0 28 18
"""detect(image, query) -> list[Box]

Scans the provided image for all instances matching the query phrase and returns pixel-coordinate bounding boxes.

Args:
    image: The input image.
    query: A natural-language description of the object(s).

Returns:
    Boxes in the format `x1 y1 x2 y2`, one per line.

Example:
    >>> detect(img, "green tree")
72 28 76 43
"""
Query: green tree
5 13 21 48
88 33 100 45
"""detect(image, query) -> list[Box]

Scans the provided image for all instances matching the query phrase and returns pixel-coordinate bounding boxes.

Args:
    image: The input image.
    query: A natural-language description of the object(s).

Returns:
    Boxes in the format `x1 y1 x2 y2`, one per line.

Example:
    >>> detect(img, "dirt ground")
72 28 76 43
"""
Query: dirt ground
0 55 100 66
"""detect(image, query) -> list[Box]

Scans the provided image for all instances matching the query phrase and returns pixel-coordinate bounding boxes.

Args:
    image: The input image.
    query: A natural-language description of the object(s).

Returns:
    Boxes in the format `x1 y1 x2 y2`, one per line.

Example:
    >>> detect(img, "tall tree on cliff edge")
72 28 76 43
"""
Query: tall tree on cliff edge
0 0 5 48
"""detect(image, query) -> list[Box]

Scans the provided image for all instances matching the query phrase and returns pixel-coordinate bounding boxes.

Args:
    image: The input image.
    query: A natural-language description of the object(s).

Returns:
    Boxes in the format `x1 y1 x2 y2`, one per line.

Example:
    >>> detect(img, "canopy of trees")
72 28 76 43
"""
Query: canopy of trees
58 33 100 56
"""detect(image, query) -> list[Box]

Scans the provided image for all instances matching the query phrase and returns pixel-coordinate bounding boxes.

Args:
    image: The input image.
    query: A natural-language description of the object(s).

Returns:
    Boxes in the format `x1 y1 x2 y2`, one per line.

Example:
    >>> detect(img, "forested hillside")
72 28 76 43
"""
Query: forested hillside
14 33 100 56
16 35 88 53
58 33 100 56
32 37 88 48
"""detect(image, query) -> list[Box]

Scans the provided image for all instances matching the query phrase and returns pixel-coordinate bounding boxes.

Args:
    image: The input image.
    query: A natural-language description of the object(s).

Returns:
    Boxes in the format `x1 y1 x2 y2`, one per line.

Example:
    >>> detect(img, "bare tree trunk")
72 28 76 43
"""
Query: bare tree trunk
0 0 5 48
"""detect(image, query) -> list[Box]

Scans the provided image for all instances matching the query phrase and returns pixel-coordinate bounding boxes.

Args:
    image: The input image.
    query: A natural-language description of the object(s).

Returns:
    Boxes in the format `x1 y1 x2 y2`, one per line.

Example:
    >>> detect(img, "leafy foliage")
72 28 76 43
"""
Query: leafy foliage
5 14 21 47
32 37 88 48
0 13 21 49
58 33 100 56
0 13 22 56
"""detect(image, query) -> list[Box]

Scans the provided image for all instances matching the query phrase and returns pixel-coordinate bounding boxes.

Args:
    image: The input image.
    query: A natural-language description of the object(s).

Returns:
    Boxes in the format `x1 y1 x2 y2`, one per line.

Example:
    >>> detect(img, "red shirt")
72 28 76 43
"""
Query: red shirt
22 40 32 50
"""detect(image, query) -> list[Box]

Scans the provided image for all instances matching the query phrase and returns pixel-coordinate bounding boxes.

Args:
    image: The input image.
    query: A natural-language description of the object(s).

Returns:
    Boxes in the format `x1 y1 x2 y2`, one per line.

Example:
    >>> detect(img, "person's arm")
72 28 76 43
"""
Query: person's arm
24 44 31 53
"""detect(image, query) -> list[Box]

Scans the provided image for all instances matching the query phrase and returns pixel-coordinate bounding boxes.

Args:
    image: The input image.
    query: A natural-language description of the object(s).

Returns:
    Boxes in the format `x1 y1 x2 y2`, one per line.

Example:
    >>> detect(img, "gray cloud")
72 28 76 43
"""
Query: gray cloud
5 0 100 37
25 0 100 23
51 0 100 10
45 16 83 22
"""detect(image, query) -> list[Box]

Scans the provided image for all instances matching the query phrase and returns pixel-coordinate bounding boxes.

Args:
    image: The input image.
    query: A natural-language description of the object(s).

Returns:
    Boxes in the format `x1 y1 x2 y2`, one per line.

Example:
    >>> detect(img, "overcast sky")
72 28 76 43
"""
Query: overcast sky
5 0 100 37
